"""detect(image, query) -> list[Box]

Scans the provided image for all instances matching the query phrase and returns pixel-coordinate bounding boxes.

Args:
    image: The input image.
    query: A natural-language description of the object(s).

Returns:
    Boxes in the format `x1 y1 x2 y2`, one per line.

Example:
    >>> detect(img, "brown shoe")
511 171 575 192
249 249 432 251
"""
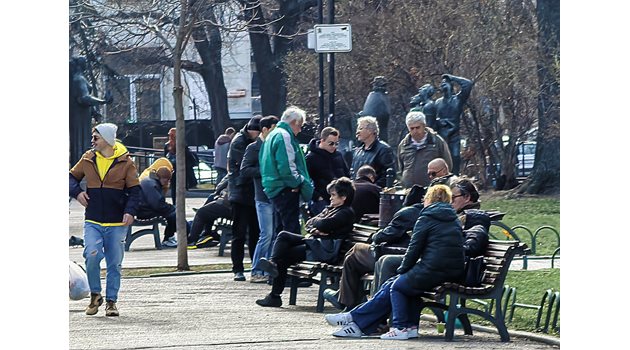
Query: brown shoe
85 293 103 315
105 300 119 317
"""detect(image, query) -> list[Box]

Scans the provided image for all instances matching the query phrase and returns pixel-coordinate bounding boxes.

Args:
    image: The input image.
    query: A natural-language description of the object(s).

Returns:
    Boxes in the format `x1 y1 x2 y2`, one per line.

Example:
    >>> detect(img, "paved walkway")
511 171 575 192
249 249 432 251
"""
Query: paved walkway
69 196 560 349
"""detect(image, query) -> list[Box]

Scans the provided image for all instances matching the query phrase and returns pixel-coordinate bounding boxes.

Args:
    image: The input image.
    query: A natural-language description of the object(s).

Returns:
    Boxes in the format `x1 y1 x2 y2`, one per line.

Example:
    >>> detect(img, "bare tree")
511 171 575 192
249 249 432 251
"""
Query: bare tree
518 0 560 194
284 0 545 189
237 0 317 117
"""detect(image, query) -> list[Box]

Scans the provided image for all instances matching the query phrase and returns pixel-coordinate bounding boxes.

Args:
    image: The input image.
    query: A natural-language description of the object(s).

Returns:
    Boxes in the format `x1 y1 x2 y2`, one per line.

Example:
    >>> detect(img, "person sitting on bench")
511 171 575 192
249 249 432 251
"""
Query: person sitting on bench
325 184 464 340
255 177 356 308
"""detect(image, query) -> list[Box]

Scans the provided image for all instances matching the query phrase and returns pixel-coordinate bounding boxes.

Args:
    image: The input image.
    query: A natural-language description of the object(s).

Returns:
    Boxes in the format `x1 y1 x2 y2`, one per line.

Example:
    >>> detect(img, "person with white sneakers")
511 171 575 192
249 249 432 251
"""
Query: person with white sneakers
325 184 465 340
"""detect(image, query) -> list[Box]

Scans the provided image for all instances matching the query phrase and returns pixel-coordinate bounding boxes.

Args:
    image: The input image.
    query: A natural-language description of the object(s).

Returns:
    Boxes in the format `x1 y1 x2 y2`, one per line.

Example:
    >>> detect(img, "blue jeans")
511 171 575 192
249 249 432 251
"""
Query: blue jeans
350 274 423 333
82 223 127 302
251 200 276 276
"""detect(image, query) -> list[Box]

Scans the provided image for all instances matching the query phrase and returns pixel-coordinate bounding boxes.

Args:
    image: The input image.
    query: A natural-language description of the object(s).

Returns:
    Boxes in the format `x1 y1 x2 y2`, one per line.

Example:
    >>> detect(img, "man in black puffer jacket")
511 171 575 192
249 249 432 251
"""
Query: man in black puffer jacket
305 127 349 216
228 115 262 281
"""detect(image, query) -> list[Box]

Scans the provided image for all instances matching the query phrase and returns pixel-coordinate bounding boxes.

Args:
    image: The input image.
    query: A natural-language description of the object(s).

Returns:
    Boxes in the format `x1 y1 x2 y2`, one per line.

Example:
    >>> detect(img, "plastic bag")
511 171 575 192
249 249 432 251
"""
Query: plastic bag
69 260 90 300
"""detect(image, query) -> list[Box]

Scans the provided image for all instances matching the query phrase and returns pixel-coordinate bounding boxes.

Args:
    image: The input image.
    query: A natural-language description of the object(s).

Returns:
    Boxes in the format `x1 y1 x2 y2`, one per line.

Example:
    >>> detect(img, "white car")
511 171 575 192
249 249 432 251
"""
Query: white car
516 142 536 176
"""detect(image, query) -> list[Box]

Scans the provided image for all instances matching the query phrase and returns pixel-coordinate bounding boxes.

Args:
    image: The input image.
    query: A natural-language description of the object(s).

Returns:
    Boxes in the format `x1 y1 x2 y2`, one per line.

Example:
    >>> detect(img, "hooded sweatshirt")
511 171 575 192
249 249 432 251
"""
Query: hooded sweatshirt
69 141 141 225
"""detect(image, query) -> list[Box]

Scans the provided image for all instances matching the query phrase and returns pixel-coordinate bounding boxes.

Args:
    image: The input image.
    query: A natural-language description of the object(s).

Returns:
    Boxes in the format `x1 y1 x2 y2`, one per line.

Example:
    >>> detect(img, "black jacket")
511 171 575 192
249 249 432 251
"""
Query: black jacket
240 138 268 202
371 203 424 248
397 202 465 290
351 178 382 223
304 204 355 264
351 139 396 187
227 125 256 206
461 209 491 257
305 138 350 201
137 175 175 219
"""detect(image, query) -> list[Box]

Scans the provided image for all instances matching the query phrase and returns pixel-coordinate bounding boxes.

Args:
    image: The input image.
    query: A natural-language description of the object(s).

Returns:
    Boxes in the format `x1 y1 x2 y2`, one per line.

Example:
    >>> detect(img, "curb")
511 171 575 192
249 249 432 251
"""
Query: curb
419 314 559 346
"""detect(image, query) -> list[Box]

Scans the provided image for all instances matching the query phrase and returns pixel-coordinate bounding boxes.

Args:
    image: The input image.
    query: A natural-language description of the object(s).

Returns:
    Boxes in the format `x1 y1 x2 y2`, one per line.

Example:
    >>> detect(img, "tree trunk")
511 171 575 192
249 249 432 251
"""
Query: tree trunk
192 8 231 134
174 0 191 270
519 0 560 195
240 0 317 116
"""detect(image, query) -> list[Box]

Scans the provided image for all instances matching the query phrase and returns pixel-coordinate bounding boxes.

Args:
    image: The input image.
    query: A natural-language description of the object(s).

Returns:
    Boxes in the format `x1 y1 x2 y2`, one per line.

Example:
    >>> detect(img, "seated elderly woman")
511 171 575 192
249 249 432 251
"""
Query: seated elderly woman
255 177 356 308
325 184 465 340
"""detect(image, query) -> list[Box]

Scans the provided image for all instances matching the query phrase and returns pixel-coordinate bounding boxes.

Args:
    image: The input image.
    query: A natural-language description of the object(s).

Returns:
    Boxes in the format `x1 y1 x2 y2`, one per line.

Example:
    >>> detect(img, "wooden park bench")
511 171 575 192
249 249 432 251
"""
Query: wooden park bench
125 216 166 251
419 239 529 342
286 223 380 312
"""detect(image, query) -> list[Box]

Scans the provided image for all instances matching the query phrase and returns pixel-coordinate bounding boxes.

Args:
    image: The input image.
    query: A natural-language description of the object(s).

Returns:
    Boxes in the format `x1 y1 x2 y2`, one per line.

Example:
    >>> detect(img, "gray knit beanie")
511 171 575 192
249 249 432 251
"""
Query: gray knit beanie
95 123 118 146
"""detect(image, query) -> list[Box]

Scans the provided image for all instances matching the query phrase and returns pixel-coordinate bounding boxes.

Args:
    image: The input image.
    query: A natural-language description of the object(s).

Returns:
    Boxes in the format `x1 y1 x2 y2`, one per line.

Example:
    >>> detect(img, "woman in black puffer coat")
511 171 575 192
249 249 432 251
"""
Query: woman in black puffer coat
327 184 464 340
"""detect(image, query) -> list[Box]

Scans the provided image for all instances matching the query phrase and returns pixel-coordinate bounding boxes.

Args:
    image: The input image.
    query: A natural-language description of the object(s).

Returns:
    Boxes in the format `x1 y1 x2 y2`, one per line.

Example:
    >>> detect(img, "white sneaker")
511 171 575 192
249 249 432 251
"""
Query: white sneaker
325 312 353 326
332 321 362 338
407 326 418 338
163 236 177 247
380 327 409 340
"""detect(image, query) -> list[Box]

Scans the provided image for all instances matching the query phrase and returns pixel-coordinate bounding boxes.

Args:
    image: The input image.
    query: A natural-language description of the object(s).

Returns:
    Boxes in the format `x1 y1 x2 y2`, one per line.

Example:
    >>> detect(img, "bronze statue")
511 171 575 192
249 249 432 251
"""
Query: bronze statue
435 74 473 175
69 56 113 165
409 83 437 129
359 76 391 141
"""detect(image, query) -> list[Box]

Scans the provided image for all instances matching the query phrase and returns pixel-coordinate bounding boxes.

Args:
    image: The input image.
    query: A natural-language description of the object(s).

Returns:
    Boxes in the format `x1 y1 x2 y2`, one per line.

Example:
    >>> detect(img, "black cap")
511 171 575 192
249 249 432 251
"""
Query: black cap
246 115 263 131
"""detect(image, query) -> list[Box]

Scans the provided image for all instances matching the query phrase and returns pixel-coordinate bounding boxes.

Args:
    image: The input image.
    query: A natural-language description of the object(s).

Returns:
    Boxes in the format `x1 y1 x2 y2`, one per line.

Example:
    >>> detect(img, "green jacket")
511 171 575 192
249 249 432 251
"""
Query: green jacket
260 121 313 201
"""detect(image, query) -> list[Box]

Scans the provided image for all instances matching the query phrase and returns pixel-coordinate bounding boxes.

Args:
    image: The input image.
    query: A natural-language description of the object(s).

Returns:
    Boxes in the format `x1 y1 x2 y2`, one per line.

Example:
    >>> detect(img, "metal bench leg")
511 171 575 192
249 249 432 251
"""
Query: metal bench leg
445 295 459 342
152 223 163 250
289 277 299 305
494 296 510 342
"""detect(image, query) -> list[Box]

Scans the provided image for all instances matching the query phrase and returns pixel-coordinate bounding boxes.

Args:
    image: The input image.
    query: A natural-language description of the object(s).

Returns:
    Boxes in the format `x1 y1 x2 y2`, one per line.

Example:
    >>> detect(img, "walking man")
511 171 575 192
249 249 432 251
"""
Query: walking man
69 123 141 316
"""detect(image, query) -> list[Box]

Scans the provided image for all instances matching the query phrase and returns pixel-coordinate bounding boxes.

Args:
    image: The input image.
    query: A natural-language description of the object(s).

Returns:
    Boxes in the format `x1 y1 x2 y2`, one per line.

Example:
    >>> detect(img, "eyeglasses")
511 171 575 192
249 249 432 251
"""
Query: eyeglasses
427 167 446 178
451 194 463 200
327 141 340 147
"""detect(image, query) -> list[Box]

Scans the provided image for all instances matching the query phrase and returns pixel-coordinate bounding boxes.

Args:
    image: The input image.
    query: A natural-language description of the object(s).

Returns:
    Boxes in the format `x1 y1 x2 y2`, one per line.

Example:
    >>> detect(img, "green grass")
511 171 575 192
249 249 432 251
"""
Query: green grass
463 268 560 337
481 194 560 256
505 269 560 335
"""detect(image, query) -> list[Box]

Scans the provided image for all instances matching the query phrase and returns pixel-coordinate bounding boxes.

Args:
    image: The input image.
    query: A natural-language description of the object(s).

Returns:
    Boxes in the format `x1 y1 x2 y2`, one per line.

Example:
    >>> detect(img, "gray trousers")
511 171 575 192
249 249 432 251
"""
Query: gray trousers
371 254 404 295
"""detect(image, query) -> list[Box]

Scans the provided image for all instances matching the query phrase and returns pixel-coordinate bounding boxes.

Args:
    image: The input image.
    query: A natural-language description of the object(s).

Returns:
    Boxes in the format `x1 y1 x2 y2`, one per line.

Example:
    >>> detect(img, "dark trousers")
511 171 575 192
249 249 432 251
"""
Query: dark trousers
338 243 376 308
270 231 307 296
270 188 301 235
231 202 260 273
188 200 231 243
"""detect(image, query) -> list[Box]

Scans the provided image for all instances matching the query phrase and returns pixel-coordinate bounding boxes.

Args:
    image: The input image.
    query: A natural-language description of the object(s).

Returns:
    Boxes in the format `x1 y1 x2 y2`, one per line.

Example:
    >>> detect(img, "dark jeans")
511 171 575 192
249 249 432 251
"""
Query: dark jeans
270 188 301 235
231 202 260 273
270 231 307 296
188 200 231 243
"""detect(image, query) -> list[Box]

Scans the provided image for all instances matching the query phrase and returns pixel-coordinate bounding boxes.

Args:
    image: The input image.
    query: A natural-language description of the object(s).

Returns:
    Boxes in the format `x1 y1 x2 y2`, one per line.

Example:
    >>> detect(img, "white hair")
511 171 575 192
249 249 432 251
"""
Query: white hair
281 106 306 124
357 116 379 136
405 111 426 126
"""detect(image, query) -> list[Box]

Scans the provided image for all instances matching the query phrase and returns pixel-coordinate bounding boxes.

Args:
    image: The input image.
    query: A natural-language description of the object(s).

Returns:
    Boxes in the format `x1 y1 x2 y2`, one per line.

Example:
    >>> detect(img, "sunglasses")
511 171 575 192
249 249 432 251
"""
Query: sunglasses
427 167 446 178
327 141 340 147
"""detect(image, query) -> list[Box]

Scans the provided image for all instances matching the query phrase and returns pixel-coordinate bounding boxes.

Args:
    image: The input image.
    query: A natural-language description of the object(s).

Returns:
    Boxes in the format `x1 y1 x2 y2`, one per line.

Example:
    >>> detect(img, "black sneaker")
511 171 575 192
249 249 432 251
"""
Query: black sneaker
195 235 219 248
69 236 84 247
256 293 282 307
257 258 279 278
234 272 246 281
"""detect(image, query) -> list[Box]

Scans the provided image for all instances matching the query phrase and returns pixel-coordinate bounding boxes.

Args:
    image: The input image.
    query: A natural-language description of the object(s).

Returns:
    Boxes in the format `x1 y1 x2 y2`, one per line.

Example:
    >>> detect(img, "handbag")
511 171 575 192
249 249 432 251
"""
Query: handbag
304 237 343 264
463 256 485 287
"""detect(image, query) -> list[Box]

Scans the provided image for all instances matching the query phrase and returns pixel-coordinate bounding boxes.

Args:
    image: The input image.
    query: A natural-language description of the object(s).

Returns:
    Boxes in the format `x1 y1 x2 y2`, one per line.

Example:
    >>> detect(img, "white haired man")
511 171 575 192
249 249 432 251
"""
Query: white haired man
351 116 396 188
260 106 314 235
397 111 452 188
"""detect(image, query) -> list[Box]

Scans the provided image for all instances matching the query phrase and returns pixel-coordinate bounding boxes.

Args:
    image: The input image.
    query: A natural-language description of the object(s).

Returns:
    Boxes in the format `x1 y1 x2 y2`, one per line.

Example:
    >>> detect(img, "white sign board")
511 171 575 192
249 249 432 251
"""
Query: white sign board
314 24 352 53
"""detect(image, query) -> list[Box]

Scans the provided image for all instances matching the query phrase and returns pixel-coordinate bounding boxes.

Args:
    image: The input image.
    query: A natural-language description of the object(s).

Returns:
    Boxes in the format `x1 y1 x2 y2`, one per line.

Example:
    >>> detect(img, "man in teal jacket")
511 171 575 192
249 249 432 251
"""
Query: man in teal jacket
260 106 314 234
